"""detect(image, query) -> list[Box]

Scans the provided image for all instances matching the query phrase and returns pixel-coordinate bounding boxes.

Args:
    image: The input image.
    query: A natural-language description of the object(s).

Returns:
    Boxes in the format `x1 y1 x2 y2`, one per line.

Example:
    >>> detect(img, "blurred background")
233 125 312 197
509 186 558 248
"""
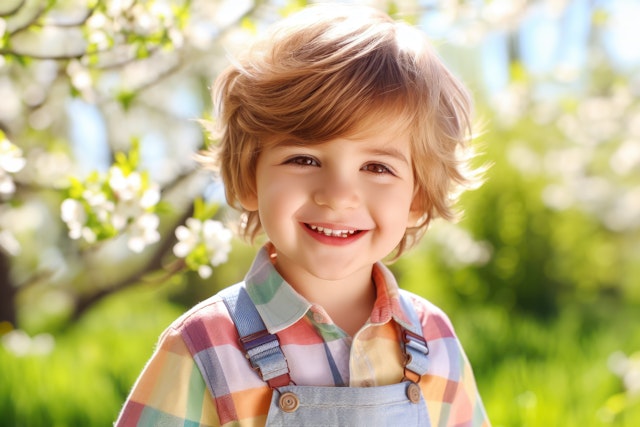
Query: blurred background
1 0 639 425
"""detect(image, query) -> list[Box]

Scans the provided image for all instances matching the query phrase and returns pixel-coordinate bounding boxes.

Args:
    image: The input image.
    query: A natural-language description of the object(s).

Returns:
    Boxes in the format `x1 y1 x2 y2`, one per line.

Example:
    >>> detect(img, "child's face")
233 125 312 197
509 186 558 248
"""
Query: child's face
240 124 421 284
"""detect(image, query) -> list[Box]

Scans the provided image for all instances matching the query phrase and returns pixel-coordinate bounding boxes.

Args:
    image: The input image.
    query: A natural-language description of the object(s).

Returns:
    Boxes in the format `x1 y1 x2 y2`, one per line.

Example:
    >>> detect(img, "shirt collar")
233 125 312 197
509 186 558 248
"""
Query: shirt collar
370 260 415 331
244 245 311 334
244 244 414 334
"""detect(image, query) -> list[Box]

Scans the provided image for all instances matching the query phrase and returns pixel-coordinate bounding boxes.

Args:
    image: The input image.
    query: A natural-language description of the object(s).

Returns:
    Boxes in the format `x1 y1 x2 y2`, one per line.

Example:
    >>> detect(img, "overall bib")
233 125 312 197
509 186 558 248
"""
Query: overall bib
220 285 431 426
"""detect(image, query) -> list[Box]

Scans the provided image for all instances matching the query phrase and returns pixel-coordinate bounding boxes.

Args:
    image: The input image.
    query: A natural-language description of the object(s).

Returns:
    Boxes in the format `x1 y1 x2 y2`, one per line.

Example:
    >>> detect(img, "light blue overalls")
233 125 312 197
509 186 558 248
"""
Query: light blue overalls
219 285 432 426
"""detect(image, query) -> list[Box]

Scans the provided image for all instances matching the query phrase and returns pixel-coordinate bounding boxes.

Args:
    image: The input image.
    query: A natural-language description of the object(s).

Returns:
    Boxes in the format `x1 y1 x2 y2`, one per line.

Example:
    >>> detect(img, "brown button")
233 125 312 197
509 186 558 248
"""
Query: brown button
279 392 300 413
407 382 421 404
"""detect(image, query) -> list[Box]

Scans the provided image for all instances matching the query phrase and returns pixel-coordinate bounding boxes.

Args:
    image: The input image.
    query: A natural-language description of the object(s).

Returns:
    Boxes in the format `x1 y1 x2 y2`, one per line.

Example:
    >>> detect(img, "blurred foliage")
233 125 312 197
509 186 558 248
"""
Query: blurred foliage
0 284 184 426
0 0 639 426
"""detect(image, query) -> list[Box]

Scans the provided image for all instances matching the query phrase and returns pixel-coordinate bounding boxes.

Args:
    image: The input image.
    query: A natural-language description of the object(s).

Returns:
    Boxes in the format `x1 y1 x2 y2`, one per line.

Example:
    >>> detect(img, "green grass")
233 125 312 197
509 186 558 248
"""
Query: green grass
455 303 640 426
0 284 638 426
0 284 183 427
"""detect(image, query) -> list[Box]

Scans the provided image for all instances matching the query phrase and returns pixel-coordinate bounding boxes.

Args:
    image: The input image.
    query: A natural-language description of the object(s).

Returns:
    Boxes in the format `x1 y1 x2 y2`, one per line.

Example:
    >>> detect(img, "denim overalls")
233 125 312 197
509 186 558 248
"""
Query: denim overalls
219 284 431 426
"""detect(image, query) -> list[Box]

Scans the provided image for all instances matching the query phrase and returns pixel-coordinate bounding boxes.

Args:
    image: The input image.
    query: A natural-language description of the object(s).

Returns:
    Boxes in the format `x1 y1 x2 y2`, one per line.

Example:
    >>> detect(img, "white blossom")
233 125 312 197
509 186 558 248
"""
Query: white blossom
610 139 640 176
0 174 16 195
173 218 201 257
83 187 114 222
609 351 640 396
112 198 142 230
173 218 233 277
61 163 162 249
429 222 492 267
0 138 26 196
107 0 134 17
0 139 26 173
198 265 213 279
67 60 92 92
2 329 55 357
140 184 161 208
60 198 87 239
109 167 142 201
127 212 160 253
108 170 160 232
0 229 21 256
81 226 97 244
203 219 233 266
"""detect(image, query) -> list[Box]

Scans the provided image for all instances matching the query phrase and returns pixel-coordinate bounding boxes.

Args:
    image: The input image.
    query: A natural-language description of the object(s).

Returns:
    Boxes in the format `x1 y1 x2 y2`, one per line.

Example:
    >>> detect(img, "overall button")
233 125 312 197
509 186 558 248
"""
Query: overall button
279 392 300 413
407 383 421 404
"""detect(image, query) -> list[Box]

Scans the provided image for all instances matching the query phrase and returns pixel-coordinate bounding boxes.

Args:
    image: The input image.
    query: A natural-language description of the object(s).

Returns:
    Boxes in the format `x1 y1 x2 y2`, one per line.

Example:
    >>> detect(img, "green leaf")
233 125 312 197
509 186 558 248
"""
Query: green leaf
136 43 150 59
192 197 219 221
67 177 85 199
509 60 528 84
154 200 172 215
240 17 257 34
0 29 9 50
116 90 137 111
114 152 129 173
128 138 140 170
172 4 190 29
280 0 309 17
386 2 399 18
193 197 205 219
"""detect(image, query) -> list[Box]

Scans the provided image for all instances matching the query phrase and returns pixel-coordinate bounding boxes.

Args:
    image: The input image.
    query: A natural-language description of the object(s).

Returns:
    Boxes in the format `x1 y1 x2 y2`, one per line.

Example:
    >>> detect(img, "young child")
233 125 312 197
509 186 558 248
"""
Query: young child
116 4 490 426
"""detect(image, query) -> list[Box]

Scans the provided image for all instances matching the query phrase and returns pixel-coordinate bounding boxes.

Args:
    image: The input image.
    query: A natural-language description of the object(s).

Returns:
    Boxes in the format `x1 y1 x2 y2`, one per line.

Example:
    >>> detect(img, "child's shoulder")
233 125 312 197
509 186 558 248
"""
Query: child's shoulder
160 282 244 345
398 289 458 339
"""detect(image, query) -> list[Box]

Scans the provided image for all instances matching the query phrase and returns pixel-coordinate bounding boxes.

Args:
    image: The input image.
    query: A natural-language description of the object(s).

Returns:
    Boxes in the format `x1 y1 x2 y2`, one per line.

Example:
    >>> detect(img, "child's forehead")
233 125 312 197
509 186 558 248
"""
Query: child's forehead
267 117 414 156
268 107 414 147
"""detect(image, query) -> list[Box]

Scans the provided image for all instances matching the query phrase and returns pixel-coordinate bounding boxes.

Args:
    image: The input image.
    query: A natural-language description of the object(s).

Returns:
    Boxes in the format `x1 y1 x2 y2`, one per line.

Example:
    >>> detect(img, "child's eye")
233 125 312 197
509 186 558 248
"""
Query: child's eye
285 156 319 167
362 163 394 175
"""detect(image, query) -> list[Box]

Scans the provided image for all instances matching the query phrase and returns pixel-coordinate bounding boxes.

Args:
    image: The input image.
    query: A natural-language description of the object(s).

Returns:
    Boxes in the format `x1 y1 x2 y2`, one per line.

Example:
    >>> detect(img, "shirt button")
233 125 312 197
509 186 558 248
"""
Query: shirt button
407 382 421 404
279 392 300 413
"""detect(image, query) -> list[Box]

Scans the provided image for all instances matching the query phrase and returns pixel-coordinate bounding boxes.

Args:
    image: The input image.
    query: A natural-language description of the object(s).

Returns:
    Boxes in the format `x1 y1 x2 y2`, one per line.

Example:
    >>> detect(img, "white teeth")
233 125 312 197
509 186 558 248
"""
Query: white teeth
309 225 357 238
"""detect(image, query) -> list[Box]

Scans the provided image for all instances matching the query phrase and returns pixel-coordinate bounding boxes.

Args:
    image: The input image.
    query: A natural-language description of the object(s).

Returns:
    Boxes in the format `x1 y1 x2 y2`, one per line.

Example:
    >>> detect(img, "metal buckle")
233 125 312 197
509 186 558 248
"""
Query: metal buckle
401 327 429 383
239 329 293 388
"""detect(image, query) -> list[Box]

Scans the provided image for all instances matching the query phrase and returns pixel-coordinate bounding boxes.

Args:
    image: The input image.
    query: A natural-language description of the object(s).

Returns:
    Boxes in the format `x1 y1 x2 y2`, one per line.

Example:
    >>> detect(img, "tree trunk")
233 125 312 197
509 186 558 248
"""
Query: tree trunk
0 250 17 326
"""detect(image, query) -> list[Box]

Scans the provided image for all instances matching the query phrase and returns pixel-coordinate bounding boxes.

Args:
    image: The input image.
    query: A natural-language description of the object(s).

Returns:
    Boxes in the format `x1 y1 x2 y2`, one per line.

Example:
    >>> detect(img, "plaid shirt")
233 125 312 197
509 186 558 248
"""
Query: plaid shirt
116 245 490 426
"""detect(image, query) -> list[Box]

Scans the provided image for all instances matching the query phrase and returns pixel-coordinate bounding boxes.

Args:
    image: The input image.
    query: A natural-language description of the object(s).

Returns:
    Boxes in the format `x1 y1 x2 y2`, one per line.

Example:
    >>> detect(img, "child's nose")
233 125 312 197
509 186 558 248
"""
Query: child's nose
312 173 360 210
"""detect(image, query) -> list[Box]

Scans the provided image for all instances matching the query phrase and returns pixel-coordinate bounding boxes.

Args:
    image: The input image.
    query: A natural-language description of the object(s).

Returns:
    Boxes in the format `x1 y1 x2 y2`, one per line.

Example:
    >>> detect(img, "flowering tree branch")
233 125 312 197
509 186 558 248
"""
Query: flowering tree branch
70 204 194 322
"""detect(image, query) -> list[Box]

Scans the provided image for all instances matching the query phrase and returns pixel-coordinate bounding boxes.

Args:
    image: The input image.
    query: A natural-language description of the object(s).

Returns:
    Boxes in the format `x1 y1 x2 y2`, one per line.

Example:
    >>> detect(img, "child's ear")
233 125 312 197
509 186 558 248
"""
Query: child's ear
238 191 258 212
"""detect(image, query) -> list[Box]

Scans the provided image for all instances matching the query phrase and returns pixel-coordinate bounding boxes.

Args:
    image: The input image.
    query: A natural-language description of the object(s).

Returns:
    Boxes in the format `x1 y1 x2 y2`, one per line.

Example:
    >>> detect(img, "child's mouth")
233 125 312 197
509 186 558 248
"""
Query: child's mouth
306 224 360 238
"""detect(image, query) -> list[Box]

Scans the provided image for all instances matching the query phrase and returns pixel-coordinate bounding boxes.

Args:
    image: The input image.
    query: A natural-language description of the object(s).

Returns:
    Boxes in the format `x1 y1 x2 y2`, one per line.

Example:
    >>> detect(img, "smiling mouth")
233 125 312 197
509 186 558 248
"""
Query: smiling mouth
306 224 360 238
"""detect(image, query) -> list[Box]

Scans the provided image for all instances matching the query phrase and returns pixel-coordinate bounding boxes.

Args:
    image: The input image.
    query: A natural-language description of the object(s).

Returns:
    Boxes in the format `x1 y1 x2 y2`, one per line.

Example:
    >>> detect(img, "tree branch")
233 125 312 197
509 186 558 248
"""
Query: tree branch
0 0 26 18
7 1 48 36
0 47 86 61
69 204 194 322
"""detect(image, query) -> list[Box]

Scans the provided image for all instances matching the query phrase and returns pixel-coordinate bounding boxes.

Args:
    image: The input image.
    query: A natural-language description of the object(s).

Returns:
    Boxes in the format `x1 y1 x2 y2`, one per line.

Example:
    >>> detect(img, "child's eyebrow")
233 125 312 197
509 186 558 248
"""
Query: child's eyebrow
364 147 410 165
274 139 307 148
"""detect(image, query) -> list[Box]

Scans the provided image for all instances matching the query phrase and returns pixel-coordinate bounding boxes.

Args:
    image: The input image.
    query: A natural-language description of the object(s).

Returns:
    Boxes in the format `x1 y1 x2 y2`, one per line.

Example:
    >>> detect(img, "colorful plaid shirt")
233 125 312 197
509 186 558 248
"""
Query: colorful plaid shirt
116 244 490 426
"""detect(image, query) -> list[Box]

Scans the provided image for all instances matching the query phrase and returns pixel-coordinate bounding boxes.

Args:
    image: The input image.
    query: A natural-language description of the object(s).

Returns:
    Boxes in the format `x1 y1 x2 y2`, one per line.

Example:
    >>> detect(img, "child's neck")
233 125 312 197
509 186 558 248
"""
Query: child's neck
322 283 376 337
274 261 377 337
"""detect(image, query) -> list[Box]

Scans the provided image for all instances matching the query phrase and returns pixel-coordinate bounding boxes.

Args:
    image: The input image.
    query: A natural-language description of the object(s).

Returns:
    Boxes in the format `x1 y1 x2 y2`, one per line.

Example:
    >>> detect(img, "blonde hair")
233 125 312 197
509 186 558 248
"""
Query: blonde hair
202 4 479 257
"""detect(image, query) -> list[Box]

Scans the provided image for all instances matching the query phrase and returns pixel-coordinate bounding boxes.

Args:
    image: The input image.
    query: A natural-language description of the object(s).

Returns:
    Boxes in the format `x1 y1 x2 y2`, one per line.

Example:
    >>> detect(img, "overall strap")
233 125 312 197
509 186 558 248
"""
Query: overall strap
398 290 430 381
219 284 291 388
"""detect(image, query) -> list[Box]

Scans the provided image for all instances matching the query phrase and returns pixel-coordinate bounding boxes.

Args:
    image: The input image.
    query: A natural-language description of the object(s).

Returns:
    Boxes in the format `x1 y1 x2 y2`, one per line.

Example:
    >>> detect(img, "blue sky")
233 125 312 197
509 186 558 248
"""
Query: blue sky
420 0 639 95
